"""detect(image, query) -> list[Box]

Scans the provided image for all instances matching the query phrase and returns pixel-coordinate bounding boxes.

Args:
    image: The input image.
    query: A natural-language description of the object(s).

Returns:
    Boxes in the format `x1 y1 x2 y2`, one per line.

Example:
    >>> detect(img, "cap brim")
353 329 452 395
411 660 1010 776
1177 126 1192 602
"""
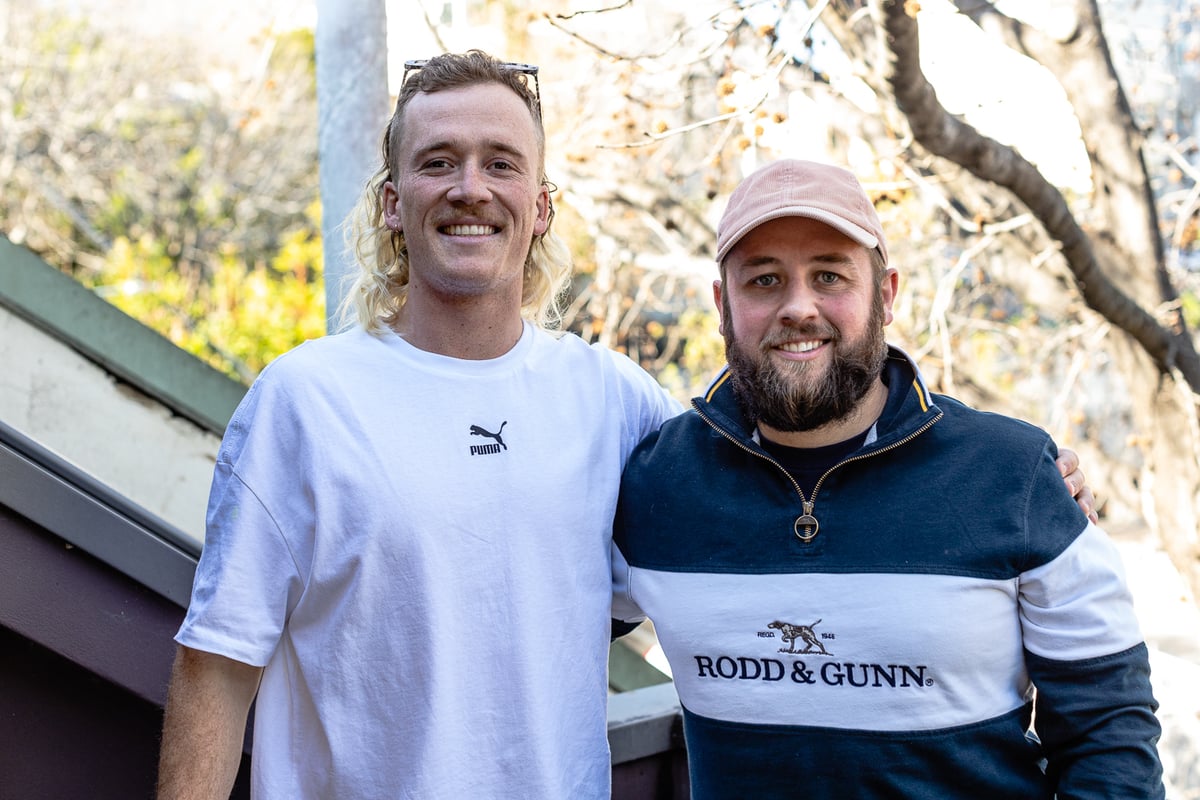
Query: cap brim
717 206 879 262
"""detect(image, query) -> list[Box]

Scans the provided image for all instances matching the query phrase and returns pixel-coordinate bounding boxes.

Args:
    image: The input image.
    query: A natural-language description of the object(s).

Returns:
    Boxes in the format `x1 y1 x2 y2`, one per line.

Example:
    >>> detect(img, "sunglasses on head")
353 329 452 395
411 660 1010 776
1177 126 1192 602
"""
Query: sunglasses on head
401 59 540 106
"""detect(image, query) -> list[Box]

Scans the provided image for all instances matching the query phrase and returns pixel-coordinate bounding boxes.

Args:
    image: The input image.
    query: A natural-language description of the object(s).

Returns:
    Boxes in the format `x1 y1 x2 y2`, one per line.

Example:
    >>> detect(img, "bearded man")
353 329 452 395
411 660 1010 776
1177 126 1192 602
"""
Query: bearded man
611 159 1164 799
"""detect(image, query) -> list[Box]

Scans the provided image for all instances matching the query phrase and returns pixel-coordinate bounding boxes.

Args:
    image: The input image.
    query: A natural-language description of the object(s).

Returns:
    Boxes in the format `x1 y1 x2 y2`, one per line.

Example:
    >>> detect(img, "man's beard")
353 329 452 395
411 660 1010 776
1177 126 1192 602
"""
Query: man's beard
723 295 887 434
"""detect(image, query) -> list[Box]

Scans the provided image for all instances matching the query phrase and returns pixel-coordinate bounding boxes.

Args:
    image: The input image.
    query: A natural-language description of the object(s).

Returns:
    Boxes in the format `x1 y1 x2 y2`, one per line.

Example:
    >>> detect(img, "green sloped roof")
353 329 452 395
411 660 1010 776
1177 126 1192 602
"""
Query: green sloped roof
0 235 245 435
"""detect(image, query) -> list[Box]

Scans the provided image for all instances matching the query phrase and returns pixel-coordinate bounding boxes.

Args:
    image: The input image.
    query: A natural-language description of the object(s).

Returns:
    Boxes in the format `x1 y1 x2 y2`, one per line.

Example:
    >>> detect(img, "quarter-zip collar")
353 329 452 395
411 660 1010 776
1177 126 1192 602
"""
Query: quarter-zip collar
691 344 943 542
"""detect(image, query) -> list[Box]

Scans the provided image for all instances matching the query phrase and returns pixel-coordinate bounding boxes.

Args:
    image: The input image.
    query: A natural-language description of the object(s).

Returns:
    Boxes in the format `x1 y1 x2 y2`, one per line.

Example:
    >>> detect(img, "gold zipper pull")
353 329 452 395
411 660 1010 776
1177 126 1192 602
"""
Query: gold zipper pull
794 501 819 542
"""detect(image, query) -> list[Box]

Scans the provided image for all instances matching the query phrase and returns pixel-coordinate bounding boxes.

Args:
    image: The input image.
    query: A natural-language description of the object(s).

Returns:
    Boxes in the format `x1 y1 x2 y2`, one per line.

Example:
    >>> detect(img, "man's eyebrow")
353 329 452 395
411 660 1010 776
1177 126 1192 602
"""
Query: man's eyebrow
811 252 858 266
409 139 532 163
733 251 856 270
734 254 782 269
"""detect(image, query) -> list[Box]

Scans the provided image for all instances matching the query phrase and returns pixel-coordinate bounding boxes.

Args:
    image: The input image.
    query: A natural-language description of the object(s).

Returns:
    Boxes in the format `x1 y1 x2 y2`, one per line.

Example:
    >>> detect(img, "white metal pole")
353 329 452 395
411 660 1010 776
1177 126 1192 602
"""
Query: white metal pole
314 0 389 333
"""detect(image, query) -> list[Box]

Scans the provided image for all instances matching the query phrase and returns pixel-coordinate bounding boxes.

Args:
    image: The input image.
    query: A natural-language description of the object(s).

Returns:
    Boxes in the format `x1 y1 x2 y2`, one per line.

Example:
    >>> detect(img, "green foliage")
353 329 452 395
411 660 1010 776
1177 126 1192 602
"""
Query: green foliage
269 28 317 91
87 196 326 380
0 7 324 384
673 307 726 396
1182 289 1200 332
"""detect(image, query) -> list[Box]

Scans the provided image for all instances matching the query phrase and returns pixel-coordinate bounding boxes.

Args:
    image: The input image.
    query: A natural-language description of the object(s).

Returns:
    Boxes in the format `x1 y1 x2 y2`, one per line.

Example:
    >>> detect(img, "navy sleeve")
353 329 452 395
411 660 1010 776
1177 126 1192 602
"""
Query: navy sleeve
1026 644 1165 798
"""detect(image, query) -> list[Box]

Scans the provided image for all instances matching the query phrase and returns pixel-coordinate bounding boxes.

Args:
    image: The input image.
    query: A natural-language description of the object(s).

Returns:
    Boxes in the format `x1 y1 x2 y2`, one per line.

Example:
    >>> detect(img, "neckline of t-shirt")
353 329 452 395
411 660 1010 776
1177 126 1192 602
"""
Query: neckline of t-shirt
377 321 535 377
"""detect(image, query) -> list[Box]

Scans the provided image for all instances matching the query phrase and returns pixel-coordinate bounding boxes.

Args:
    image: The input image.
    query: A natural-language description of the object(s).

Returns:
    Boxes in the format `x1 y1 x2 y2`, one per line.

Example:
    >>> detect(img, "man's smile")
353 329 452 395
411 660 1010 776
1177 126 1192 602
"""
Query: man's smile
776 340 824 355
440 223 499 236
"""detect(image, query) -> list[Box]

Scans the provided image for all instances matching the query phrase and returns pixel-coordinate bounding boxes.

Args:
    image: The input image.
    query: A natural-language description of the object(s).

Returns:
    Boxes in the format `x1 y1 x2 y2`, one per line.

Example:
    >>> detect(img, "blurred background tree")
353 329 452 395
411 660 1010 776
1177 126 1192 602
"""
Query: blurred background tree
2 0 1198 593
519 0 1200 600
0 5 325 380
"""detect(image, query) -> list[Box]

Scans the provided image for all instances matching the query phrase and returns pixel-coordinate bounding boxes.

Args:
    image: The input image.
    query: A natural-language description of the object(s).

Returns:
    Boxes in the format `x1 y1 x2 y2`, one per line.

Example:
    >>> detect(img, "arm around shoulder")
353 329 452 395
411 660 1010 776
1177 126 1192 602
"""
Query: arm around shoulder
157 645 263 800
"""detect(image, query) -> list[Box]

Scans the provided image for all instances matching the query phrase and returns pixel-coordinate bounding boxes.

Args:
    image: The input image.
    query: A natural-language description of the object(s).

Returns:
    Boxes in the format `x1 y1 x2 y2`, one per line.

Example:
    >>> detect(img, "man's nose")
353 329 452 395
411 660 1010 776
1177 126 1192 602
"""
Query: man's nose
447 164 491 204
778 282 820 323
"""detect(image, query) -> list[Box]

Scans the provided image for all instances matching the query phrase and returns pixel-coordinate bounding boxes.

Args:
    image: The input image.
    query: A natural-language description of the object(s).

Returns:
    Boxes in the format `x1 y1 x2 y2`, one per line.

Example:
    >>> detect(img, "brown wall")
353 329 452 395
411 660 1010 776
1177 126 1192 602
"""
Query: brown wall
0 506 251 799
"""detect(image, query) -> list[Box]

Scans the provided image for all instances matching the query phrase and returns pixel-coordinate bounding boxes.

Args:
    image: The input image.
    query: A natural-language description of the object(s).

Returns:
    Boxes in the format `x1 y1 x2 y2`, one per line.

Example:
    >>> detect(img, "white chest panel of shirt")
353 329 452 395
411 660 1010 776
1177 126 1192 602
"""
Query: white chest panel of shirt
180 323 679 800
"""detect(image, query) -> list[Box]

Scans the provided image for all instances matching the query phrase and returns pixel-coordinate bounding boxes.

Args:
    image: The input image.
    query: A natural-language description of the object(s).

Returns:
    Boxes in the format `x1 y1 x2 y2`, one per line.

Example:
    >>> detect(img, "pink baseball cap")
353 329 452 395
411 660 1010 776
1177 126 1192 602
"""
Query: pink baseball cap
716 159 888 265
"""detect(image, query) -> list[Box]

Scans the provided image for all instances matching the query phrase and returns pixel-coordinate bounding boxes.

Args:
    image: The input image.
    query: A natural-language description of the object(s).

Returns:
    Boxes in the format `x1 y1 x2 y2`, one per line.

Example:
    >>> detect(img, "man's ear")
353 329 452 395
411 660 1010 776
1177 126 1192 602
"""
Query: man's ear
532 184 551 237
880 268 899 327
712 279 727 336
382 181 402 232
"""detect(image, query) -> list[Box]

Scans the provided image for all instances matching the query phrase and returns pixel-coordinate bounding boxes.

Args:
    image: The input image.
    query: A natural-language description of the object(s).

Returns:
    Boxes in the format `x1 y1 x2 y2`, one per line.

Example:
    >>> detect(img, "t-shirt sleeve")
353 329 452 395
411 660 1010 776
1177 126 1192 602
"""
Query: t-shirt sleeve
599 345 682 456
610 535 647 626
175 375 307 666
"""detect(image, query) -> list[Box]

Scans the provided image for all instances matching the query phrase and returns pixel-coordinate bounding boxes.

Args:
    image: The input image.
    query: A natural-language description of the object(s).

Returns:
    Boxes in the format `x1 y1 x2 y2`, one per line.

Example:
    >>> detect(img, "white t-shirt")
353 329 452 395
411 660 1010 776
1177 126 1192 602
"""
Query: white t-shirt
177 323 680 799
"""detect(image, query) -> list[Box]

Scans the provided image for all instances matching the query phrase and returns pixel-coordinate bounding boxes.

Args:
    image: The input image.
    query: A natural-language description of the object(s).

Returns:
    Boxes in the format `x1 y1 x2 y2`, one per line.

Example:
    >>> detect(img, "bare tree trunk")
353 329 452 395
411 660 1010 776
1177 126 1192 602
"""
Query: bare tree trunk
871 0 1200 596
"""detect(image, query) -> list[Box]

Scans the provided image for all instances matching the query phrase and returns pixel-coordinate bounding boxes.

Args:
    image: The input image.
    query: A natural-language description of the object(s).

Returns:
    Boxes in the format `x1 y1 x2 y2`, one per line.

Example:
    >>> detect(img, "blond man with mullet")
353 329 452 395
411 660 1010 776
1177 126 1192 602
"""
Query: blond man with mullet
156 51 679 800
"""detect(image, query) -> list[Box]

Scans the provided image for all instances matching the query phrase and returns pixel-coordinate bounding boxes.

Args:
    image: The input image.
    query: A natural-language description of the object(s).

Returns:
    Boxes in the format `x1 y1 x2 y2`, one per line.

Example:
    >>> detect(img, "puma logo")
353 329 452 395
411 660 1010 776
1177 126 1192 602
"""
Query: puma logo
469 422 507 455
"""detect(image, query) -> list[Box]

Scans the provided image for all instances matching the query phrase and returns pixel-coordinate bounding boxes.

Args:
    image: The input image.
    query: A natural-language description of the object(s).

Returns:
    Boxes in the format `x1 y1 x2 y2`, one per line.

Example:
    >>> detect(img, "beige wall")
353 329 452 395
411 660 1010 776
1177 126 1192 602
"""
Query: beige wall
1 307 218 545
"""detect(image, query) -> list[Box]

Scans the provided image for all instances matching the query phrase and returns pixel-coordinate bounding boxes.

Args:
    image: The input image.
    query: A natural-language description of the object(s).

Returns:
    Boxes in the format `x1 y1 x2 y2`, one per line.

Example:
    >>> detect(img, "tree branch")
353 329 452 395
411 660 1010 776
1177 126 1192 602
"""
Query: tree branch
872 0 1200 391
